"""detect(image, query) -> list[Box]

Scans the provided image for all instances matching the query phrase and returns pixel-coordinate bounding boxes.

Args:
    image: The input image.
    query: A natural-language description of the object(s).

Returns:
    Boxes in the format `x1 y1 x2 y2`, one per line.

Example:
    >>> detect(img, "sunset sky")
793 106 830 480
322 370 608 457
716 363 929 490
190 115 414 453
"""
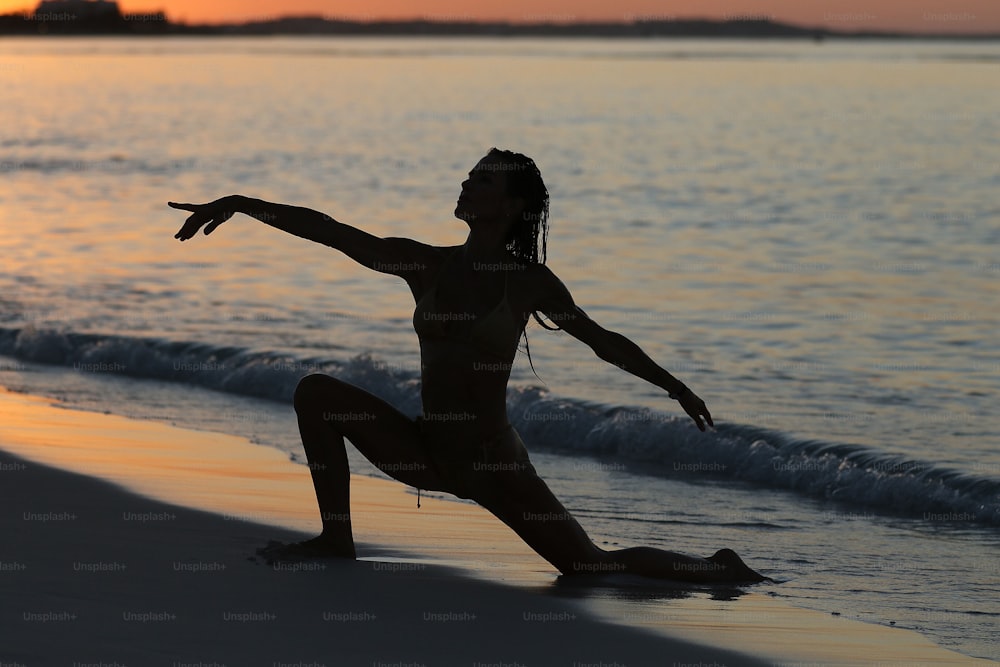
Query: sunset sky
4 0 1000 34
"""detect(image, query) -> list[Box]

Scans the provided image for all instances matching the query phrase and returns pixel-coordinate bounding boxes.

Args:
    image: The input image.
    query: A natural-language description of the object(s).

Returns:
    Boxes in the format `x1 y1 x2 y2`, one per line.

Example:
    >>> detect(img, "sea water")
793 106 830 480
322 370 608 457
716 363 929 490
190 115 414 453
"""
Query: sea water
1 36 998 659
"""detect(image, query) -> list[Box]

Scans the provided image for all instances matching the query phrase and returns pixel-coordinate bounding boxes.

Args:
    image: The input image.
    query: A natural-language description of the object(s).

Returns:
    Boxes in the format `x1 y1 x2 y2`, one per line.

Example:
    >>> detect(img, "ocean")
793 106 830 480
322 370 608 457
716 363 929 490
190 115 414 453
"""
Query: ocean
1 36 998 660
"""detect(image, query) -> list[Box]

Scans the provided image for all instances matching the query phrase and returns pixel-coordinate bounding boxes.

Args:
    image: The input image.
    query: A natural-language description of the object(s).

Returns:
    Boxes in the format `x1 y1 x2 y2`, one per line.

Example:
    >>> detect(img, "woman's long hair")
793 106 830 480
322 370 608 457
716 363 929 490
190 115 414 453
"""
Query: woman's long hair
487 148 559 378
489 147 549 267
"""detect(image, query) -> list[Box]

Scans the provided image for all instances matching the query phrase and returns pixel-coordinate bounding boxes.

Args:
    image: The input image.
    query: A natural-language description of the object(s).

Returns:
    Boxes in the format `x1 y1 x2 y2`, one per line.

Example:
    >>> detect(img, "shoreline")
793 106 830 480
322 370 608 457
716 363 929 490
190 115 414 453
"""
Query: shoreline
0 387 991 665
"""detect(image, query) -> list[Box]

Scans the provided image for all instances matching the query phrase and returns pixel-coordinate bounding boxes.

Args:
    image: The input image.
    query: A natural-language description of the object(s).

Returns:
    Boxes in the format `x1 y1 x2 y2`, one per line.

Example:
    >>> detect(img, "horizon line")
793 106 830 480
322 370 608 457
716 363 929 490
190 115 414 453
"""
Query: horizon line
6 6 1000 38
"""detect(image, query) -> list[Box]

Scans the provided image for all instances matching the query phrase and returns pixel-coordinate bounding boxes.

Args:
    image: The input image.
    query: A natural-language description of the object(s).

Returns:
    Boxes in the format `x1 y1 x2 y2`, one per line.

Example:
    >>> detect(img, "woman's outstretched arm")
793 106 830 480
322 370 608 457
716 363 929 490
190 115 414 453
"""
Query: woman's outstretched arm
168 196 428 278
529 264 714 431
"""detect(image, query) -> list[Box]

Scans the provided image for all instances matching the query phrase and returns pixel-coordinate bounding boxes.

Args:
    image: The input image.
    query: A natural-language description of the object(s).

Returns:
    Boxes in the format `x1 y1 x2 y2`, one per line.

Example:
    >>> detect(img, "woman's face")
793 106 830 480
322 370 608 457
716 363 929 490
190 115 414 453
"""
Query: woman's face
454 155 521 231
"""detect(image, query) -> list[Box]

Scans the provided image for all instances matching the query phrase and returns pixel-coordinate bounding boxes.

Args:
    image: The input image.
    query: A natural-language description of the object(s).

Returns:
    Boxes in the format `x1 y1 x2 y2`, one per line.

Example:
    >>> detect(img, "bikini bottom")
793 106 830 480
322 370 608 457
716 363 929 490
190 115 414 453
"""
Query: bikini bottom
416 418 537 501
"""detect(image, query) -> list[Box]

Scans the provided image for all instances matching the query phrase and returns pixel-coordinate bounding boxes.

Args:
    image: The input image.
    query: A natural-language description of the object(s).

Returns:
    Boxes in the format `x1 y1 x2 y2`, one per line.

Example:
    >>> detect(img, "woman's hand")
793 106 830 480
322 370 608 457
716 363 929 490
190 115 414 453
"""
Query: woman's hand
169 197 240 241
675 387 714 432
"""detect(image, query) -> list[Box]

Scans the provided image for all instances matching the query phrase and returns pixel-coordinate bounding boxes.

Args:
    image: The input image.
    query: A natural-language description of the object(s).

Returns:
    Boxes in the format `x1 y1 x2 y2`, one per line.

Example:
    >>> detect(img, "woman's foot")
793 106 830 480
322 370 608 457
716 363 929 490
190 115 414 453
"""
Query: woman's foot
706 548 771 583
256 534 356 564
296 534 356 558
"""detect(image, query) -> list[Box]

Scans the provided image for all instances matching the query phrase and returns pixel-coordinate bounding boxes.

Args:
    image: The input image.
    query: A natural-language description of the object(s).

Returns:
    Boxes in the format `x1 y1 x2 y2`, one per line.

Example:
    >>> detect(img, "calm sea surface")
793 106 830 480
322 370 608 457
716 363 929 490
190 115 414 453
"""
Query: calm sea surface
1 36 998 659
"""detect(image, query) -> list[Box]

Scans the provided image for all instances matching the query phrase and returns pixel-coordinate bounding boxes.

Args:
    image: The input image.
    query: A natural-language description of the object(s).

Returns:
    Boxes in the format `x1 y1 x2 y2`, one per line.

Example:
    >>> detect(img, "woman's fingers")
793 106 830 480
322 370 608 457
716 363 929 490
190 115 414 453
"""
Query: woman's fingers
174 212 207 241
693 396 713 428
679 393 712 431
170 202 228 240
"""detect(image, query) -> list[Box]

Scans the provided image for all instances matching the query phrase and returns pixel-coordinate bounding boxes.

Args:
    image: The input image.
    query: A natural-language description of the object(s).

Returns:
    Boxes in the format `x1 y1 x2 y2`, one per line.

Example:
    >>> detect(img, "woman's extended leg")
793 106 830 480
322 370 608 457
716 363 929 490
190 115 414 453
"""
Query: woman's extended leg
292 373 449 557
471 432 766 583
480 472 765 582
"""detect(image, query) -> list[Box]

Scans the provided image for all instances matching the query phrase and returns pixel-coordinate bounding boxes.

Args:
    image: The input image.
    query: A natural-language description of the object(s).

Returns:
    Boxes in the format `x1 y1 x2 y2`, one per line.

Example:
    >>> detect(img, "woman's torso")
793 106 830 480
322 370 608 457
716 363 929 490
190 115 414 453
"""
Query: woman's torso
410 245 530 443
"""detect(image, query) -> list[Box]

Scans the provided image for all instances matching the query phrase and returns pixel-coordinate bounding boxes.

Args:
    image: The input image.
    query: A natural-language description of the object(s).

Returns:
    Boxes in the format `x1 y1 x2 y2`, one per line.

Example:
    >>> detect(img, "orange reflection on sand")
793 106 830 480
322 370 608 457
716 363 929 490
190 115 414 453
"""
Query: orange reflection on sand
0 387 543 575
0 389 317 526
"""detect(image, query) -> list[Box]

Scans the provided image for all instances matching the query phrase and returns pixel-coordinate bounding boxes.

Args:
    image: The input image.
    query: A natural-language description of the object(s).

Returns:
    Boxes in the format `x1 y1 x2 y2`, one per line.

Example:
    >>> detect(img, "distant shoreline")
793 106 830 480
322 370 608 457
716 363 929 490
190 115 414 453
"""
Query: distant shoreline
1 14 998 40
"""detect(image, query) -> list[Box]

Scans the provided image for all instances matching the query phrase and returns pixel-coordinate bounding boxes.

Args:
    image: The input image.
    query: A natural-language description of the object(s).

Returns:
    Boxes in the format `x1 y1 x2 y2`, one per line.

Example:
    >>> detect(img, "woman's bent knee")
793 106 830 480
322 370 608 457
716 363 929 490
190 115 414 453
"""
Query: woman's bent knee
293 373 337 412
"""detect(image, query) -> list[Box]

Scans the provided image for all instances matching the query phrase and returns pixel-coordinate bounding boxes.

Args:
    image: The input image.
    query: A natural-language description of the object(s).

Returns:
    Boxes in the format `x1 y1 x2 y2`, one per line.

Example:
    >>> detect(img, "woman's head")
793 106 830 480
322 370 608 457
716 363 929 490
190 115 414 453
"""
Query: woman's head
456 148 549 265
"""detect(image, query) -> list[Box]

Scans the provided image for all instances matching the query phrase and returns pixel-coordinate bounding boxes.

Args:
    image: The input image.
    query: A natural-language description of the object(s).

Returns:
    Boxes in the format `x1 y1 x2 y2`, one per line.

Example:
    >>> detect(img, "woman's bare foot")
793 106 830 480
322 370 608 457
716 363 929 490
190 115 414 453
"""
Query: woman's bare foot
296 534 356 558
256 535 356 564
706 548 771 583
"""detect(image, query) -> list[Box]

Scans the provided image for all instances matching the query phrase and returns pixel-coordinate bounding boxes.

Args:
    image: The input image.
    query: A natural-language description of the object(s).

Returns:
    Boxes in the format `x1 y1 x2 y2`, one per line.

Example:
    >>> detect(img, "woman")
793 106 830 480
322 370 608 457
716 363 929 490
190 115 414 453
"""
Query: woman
170 148 766 583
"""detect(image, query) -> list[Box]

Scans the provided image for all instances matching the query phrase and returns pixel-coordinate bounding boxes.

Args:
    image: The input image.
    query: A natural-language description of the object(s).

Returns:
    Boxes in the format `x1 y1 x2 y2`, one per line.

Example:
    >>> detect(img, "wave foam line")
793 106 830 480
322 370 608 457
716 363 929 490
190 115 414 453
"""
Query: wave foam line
2 325 997 526
509 388 1000 526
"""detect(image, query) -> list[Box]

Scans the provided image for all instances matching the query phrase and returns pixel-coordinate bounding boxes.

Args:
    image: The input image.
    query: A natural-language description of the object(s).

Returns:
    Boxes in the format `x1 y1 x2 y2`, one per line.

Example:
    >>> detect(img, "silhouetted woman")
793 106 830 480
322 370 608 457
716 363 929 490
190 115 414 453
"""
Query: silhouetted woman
170 148 765 582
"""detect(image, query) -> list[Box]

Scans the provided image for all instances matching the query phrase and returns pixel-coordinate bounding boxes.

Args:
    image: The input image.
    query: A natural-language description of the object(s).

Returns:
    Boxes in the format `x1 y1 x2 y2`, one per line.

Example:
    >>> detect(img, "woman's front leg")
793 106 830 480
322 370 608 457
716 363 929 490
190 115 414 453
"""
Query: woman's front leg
294 400 357 557
292 373 450 557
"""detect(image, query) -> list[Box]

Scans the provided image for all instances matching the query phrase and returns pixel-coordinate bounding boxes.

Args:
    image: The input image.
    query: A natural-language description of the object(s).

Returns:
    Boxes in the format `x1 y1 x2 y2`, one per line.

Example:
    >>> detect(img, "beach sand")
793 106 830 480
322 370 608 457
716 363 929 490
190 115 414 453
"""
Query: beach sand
0 387 991 666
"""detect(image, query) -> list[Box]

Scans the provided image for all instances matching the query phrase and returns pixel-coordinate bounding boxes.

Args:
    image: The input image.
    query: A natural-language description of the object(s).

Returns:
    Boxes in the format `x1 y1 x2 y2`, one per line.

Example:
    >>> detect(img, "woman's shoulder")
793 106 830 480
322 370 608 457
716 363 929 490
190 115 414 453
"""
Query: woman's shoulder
517 260 559 284
510 260 571 308
390 241 459 269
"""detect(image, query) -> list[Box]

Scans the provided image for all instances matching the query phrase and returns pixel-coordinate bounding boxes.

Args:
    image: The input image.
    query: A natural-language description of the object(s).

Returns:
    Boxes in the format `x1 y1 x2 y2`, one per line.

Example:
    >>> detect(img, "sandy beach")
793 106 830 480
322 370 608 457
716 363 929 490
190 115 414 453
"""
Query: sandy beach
0 387 991 666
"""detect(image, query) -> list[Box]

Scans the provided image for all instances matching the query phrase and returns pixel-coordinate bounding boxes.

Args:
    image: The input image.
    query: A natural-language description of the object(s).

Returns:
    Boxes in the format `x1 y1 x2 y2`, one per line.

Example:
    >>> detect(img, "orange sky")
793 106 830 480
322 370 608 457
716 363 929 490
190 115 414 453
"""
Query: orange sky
4 0 1000 33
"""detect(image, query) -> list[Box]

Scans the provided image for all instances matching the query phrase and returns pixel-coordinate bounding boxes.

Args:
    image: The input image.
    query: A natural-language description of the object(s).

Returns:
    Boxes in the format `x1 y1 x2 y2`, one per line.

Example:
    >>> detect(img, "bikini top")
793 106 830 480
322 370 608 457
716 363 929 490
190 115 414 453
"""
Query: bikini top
412 252 522 359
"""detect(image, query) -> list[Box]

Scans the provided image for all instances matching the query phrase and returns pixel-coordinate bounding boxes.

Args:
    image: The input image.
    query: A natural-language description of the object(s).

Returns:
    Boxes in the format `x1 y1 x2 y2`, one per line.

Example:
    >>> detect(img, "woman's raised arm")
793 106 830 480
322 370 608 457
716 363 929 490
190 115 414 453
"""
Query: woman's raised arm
169 196 427 277
530 264 714 431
